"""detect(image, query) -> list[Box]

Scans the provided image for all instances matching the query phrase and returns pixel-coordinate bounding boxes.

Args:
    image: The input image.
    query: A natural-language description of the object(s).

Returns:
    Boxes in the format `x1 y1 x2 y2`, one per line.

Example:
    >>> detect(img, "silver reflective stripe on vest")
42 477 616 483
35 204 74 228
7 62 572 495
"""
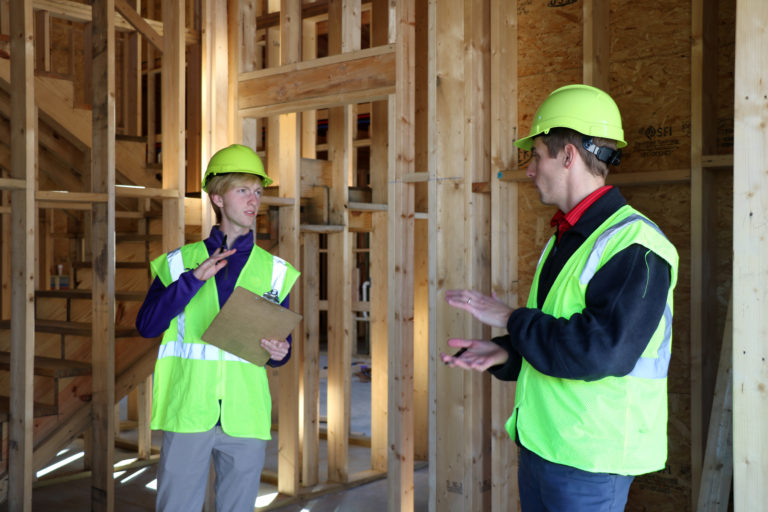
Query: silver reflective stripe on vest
579 215 671 379
157 340 250 363
628 303 672 379
158 249 291 363
167 249 186 343
579 214 665 286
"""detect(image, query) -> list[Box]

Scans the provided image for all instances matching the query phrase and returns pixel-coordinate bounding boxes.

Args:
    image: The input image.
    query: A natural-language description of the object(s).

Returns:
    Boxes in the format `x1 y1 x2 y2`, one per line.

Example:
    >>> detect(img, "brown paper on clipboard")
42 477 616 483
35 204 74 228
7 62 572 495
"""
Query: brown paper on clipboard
201 286 303 366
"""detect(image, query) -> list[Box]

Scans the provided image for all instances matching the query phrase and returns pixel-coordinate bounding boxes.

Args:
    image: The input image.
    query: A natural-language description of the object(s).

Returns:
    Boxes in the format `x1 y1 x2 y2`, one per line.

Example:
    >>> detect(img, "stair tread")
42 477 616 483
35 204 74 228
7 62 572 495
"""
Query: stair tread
36 289 147 301
0 351 91 378
0 319 139 338
0 396 58 419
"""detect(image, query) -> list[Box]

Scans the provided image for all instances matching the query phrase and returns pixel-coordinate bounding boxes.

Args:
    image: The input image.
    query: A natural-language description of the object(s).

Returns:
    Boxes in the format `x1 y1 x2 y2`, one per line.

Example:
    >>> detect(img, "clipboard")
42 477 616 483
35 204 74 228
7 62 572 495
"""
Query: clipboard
201 286 303 366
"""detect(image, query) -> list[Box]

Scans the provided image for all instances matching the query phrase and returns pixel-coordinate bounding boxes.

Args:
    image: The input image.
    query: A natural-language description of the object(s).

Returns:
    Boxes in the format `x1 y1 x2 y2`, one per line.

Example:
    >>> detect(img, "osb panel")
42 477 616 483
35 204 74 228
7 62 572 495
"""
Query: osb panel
717 0 735 154
517 0 582 78
50 18 73 77
610 0 690 63
610 54 691 174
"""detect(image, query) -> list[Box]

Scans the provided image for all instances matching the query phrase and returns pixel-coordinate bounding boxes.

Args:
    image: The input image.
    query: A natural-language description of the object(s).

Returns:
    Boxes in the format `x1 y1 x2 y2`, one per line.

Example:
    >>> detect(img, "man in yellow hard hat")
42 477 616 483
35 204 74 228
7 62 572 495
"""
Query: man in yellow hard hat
136 144 300 511
441 85 678 511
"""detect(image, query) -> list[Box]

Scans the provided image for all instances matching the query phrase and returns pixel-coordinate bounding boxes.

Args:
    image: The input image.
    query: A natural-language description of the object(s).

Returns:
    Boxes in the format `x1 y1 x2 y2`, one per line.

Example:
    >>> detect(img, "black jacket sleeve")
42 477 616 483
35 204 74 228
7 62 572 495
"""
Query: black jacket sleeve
504 244 671 381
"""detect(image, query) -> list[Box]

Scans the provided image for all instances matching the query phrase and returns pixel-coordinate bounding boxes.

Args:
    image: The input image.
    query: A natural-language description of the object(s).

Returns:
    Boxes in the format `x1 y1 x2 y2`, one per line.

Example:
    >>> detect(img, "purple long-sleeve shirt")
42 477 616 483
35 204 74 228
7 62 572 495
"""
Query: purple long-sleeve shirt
135 226 292 367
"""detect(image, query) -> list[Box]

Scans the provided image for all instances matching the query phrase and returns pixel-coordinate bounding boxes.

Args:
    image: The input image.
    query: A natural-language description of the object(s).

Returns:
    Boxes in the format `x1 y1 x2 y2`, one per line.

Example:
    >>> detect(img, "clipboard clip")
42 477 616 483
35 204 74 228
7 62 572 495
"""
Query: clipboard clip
263 289 280 304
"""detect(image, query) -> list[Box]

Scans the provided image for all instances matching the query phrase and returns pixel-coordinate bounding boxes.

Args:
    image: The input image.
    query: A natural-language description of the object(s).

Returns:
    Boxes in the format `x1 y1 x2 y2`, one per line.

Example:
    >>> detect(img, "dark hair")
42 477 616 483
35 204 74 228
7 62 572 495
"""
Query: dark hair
537 128 618 178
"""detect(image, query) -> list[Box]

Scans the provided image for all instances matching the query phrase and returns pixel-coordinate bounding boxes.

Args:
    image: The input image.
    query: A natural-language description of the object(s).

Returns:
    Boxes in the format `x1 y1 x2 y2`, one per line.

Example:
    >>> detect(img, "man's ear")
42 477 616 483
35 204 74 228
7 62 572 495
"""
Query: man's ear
562 143 577 168
210 194 224 208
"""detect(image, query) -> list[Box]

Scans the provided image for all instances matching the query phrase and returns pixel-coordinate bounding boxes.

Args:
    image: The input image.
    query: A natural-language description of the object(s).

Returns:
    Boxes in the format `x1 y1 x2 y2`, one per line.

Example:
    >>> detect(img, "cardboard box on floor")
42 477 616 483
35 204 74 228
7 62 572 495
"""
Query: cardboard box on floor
201 286 303 366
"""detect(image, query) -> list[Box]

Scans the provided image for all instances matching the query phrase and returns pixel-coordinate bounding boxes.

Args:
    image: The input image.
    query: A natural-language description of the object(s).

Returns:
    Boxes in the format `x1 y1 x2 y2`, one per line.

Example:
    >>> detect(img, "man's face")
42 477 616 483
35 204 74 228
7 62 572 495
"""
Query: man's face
526 137 567 207
212 181 263 231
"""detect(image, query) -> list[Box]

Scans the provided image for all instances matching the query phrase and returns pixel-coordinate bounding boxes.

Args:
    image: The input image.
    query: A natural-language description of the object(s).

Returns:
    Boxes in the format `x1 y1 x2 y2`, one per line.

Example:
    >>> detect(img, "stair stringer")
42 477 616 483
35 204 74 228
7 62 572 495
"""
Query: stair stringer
0 57 160 189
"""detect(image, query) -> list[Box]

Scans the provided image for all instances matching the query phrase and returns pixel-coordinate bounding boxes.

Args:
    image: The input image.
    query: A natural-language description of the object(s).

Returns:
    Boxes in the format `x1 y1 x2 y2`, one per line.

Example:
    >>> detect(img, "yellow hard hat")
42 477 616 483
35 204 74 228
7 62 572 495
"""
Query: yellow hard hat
201 144 272 192
515 84 626 151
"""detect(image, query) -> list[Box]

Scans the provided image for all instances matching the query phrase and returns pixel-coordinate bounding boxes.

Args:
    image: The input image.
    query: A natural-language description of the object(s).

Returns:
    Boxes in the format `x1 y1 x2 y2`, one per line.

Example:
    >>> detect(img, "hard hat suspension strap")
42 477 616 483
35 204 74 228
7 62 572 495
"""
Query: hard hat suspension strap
582 136 622 166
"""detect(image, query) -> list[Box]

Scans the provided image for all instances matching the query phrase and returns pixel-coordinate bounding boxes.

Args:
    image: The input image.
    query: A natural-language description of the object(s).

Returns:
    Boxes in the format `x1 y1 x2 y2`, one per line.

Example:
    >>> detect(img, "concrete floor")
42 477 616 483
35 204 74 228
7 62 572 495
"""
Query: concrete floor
22 438 429 511
12 355 430 511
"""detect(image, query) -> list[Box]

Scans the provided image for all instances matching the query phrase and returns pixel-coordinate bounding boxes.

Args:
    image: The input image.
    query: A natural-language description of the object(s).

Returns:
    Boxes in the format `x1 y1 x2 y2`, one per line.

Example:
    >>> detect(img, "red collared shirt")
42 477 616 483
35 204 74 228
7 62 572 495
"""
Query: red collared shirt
550 185 613 243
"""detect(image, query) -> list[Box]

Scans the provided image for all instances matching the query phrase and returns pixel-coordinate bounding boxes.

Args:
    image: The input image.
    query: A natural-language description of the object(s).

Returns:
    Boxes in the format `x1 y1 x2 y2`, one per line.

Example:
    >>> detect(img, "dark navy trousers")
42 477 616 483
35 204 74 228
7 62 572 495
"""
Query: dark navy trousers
518 445 635 512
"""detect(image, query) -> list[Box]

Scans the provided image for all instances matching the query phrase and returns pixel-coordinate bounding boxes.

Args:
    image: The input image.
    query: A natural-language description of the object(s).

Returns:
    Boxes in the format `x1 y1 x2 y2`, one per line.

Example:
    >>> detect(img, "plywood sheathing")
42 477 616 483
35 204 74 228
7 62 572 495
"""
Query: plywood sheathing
611 1 694 509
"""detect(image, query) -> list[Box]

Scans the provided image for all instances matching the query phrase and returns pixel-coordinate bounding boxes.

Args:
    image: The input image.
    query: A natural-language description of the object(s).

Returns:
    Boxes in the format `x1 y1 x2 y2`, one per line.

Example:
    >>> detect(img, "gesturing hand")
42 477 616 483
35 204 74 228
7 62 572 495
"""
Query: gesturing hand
440 338 509 372
261 338 289 361
192 247 237 281
445 289 514 329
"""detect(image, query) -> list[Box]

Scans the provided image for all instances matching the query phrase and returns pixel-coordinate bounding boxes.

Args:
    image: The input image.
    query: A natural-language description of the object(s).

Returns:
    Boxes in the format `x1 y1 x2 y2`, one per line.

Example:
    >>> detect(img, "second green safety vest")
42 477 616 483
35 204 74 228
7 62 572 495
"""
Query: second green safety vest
149 240 300 439
506 204 678 475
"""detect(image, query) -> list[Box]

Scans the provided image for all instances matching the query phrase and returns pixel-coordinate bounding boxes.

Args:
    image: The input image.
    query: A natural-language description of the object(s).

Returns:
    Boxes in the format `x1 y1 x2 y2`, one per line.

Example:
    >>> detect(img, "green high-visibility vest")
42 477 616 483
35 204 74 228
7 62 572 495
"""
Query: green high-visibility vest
506 205 678 475
149 240 300 439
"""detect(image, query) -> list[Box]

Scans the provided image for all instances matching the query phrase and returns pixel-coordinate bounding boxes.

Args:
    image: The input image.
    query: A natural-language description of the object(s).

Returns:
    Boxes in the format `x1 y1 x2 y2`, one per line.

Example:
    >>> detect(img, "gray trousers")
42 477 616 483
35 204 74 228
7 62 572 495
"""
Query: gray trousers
156 427 267 512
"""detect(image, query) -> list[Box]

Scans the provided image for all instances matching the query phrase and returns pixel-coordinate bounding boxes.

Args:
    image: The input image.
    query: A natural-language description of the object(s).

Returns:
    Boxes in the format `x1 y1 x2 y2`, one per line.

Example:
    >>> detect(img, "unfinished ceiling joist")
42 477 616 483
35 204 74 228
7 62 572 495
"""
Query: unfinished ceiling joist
238 45 395 118
0 177 26 190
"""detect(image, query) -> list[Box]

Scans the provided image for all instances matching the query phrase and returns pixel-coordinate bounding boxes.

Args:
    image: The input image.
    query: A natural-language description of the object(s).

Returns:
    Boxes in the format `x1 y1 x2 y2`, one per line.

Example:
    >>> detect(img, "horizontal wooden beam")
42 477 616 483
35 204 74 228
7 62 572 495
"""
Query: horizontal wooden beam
0 177 26 190
32 0 198 45
262 196 296 206
301 223 345 233
402 172 428 183
702 154 733 168
36 191 108 203
349 202 386 212
499 168 692 186
239 45 395 118
114 185 179 199
34 201 155 216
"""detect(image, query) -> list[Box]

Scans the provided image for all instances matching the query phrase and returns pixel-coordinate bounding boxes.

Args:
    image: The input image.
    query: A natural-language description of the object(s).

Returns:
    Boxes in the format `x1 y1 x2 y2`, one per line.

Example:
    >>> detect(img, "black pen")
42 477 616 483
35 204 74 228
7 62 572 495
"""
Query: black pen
443 347 467 365
220 234 228 253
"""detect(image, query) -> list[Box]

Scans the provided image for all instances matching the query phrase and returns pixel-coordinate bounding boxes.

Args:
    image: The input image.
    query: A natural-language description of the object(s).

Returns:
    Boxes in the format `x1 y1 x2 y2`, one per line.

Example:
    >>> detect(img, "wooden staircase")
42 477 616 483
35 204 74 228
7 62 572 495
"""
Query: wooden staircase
0 20 168 494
